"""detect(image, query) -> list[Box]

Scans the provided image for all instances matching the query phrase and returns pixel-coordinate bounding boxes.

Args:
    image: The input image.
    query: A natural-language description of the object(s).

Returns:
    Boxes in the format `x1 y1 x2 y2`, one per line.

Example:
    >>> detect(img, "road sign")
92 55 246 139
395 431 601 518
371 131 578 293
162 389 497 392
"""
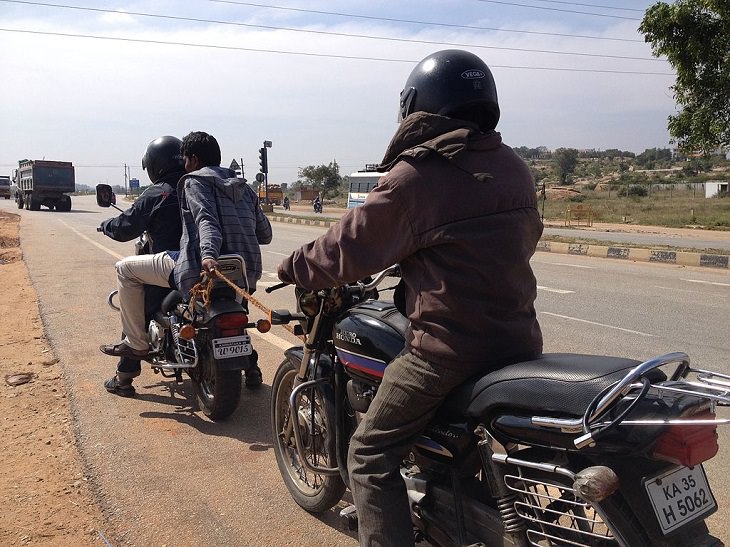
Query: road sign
255 173 265 183
129 178 140 189
229 159 240 172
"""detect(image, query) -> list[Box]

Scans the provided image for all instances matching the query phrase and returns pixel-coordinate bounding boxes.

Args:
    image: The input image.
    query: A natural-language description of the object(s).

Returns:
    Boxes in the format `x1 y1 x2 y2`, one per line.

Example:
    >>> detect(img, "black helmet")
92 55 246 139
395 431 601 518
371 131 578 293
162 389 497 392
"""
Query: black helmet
399 49 500 132
142 136 184 183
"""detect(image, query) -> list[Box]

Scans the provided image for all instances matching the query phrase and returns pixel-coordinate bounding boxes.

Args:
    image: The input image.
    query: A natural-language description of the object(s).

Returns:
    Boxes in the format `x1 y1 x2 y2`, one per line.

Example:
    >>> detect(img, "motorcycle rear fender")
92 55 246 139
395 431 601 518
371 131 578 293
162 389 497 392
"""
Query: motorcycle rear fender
205 299 248 321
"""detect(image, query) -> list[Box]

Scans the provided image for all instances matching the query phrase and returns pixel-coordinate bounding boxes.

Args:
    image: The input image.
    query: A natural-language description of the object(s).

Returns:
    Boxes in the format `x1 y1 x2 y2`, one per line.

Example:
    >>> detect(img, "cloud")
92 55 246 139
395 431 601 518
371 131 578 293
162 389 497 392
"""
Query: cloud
0 1 676 184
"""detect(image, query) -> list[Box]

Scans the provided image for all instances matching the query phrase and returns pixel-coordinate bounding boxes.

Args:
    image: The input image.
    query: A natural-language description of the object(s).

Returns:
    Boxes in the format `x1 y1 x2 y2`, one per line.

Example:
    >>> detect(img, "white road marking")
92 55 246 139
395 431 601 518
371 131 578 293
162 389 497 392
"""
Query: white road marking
541 311 654 337
251 330 297 351
656 285 728 298
267 250 290 257
58 219 125 260
683 279 730 288
537 286 575 294
546 262 593 269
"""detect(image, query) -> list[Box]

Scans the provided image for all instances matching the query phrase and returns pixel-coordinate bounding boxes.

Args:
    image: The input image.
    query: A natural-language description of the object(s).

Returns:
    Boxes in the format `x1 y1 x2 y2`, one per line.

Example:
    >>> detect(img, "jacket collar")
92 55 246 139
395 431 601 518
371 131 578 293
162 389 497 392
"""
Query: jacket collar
378 112 500 174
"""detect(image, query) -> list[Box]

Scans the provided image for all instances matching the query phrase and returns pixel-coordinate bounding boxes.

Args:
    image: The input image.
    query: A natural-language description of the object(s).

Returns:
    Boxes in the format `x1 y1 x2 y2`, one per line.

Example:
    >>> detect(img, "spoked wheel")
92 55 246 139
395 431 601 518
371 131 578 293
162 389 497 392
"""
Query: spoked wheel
271 359 345 513
190 343 242 421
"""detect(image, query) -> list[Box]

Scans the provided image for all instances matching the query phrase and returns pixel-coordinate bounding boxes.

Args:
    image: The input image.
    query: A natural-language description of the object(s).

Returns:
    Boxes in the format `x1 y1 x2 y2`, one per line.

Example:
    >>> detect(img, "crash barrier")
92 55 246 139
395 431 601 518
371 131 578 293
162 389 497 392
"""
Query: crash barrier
564 205 593 227
536 241 729 269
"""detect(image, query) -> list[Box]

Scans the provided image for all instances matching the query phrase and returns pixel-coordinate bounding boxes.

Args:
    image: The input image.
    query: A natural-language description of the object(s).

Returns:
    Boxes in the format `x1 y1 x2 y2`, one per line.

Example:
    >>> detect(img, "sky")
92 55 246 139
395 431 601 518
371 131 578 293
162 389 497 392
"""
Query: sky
0 0 677 187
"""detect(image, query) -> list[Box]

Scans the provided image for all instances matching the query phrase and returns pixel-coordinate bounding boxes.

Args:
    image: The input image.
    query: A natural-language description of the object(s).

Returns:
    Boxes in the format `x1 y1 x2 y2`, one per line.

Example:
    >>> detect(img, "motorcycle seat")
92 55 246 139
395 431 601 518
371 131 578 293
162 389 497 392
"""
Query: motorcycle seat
442 353 665 421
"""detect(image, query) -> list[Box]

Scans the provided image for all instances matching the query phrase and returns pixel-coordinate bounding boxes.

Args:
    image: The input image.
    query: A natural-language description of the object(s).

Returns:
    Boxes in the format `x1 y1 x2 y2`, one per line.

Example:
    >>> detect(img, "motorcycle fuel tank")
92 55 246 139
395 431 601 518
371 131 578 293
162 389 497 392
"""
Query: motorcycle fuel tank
333 300 407 384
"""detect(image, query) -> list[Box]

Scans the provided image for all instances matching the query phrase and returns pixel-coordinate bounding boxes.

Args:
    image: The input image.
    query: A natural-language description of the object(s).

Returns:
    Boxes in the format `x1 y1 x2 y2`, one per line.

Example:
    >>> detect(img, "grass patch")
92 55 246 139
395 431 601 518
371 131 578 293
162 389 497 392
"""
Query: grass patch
539 189 730 229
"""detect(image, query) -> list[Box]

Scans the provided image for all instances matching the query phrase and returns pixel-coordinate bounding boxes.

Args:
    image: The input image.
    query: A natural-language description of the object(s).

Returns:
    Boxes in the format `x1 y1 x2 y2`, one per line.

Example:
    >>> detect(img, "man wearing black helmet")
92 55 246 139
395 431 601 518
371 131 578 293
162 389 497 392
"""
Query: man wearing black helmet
277 50 543 545
100 136 184 397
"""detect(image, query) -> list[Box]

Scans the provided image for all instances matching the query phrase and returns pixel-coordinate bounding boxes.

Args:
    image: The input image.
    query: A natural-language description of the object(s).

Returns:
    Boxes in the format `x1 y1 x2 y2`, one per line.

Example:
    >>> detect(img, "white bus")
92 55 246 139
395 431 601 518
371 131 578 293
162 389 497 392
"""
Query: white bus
347 170 386 208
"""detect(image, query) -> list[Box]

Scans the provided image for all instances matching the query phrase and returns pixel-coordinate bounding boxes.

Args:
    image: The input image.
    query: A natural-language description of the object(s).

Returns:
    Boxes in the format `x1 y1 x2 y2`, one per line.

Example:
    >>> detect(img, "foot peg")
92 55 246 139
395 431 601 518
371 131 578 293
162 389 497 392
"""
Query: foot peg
339 505 358 531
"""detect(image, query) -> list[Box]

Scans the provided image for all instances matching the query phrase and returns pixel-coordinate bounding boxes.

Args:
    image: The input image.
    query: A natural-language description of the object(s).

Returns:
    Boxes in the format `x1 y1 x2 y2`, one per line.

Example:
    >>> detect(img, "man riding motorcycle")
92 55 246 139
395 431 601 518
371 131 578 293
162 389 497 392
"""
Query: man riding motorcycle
99 135 185 397
277 49 543 546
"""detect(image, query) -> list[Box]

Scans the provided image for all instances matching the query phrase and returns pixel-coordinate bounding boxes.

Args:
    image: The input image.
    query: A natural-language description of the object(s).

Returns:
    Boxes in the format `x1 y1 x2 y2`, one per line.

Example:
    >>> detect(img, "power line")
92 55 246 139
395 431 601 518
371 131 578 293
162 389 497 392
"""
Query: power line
0 27 675 75
473 0 641 20
506 0 645 12
2 0 657 61
205 0 645 43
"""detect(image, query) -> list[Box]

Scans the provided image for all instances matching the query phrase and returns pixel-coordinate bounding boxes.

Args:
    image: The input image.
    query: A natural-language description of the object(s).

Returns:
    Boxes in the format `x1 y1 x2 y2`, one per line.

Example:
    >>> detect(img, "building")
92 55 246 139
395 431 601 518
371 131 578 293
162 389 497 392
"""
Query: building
705 180 729 198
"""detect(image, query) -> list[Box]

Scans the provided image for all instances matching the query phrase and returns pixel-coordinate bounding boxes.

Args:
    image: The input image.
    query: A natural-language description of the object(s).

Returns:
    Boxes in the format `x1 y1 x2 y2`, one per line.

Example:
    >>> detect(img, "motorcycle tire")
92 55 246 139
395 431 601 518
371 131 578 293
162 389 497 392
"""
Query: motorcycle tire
192 347 242 421
271 359 346 513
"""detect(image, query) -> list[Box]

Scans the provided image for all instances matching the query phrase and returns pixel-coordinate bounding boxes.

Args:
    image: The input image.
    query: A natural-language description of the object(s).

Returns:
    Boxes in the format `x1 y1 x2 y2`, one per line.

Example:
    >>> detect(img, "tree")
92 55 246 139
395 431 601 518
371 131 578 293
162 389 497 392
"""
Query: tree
640 2 730 153
298 160 342 199
553 148 579 184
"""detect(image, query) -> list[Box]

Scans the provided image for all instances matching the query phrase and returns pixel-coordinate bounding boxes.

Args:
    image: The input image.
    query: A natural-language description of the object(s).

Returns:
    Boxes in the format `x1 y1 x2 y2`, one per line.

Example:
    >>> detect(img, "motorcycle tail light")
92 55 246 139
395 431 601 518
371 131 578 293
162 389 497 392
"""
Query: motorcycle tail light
215 313 248 337
652 412 718 467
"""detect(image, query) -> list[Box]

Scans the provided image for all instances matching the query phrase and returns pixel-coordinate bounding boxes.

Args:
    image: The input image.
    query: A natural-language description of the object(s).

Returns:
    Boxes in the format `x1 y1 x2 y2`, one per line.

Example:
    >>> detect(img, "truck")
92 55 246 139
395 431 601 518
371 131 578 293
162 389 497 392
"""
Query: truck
258 183 284 205
0 176 10 199
14 159 75 211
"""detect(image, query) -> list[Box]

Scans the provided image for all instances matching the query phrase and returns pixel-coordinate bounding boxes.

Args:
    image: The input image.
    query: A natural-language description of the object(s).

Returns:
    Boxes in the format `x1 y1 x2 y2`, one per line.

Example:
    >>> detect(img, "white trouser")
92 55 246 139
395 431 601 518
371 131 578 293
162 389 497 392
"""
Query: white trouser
115 252 176 351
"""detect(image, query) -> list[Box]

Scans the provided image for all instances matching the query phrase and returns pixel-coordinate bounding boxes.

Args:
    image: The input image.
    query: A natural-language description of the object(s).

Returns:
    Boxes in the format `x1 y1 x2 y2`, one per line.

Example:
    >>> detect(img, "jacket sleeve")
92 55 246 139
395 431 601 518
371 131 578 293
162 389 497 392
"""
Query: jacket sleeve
279 175 417 289
253 193 273 245
185 177 222 260
101 189 157 242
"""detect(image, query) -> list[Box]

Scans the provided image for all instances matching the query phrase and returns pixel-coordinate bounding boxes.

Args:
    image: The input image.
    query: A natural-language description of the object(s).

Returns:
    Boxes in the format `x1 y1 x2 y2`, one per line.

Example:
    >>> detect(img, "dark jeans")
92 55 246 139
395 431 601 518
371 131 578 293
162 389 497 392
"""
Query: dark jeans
347 352 486 547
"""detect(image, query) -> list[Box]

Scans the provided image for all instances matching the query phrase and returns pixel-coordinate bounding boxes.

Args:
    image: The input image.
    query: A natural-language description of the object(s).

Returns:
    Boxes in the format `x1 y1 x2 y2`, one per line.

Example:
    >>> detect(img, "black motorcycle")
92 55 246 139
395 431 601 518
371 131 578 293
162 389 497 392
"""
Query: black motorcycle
267 266 726 546
97 184 267 420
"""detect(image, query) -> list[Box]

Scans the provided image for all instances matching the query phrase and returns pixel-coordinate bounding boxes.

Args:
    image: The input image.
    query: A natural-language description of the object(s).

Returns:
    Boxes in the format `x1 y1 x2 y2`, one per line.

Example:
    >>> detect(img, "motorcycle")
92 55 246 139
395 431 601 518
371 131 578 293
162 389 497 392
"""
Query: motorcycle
267 266 727 546
313 199 322 214
96 184 268 420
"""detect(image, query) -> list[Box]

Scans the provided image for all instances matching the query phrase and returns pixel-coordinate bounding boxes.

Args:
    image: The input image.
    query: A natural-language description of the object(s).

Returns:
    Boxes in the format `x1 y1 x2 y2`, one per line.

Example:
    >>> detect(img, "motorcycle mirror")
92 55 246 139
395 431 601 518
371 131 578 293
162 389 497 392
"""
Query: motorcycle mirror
95 183 117 208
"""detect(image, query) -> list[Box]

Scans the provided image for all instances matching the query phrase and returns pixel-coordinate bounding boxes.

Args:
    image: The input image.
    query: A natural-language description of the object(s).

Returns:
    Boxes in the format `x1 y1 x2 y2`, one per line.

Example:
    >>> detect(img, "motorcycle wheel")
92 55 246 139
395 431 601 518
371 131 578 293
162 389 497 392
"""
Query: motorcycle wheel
191 346 242 421
271 359 346 513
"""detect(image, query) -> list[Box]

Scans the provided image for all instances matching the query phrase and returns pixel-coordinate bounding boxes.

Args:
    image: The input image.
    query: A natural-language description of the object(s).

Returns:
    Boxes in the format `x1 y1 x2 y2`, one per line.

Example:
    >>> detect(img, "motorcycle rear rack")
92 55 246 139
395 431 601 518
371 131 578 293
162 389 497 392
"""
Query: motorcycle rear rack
522 353 730 448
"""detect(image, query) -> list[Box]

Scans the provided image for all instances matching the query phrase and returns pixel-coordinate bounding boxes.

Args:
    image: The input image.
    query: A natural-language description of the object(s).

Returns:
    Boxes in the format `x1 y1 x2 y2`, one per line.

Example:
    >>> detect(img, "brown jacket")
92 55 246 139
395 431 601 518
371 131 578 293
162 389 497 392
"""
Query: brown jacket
279 112 543 368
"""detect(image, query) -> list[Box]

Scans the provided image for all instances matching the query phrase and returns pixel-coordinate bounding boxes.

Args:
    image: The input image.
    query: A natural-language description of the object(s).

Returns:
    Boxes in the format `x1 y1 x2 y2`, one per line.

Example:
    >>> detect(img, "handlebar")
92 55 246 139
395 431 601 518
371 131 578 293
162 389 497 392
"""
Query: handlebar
264 265 400 296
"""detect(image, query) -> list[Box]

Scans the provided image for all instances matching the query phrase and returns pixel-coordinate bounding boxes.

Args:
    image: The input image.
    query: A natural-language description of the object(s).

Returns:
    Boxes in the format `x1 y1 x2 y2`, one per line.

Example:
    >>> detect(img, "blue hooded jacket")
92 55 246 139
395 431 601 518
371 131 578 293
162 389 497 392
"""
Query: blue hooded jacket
174 166 272 296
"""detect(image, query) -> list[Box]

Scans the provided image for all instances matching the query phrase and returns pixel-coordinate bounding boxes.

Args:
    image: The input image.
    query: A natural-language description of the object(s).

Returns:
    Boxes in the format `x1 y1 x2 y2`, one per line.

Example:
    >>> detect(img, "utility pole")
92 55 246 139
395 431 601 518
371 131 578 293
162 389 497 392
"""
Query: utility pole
124 163 128 195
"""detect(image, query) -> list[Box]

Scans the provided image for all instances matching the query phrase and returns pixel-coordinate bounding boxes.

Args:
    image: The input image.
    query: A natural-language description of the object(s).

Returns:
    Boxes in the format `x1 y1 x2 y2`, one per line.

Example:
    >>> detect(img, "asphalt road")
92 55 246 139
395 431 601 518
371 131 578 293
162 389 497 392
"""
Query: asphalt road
4 195 729 545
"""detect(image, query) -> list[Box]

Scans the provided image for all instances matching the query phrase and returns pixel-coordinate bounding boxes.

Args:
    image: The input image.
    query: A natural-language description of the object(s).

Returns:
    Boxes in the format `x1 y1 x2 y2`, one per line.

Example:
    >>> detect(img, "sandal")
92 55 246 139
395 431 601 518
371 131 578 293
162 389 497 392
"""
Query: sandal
99 342 150 358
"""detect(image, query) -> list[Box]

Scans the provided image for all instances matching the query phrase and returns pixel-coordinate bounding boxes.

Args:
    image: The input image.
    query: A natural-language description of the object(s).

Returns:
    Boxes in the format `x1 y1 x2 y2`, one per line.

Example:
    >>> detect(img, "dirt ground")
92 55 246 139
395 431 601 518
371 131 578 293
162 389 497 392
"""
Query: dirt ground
0 210 104 546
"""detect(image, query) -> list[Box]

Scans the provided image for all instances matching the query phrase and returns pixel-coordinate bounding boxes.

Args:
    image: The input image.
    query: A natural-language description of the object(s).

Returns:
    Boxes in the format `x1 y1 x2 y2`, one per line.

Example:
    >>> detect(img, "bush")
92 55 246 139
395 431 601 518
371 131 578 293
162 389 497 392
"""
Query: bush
627 185 648 197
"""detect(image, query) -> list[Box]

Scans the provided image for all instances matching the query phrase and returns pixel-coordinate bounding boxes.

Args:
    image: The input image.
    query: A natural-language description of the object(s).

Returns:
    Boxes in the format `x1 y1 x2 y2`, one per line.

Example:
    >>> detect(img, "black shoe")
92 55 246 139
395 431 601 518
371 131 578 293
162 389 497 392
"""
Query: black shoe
104 374 136 397
245 366 263 388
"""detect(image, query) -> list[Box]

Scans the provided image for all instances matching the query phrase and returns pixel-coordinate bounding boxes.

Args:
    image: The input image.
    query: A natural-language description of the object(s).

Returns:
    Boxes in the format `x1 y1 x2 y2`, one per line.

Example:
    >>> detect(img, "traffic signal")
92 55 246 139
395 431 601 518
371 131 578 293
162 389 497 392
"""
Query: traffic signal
259 147 268 174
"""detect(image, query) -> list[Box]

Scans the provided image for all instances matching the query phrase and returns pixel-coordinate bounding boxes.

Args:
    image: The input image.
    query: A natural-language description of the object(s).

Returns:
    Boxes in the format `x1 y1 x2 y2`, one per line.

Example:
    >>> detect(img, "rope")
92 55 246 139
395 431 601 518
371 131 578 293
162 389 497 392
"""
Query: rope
189 268 303 339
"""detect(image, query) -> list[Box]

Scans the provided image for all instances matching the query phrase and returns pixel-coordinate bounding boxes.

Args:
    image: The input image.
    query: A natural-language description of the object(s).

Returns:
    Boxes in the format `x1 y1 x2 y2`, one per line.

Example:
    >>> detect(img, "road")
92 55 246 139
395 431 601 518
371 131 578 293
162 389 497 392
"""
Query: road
3 195 729 545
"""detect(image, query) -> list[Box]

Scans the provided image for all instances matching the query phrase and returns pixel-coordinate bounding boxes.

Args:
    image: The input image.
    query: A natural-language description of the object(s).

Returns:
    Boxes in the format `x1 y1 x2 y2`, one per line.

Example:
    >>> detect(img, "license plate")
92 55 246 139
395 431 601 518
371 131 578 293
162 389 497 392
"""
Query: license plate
644 465 716 535
212 335 252 359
